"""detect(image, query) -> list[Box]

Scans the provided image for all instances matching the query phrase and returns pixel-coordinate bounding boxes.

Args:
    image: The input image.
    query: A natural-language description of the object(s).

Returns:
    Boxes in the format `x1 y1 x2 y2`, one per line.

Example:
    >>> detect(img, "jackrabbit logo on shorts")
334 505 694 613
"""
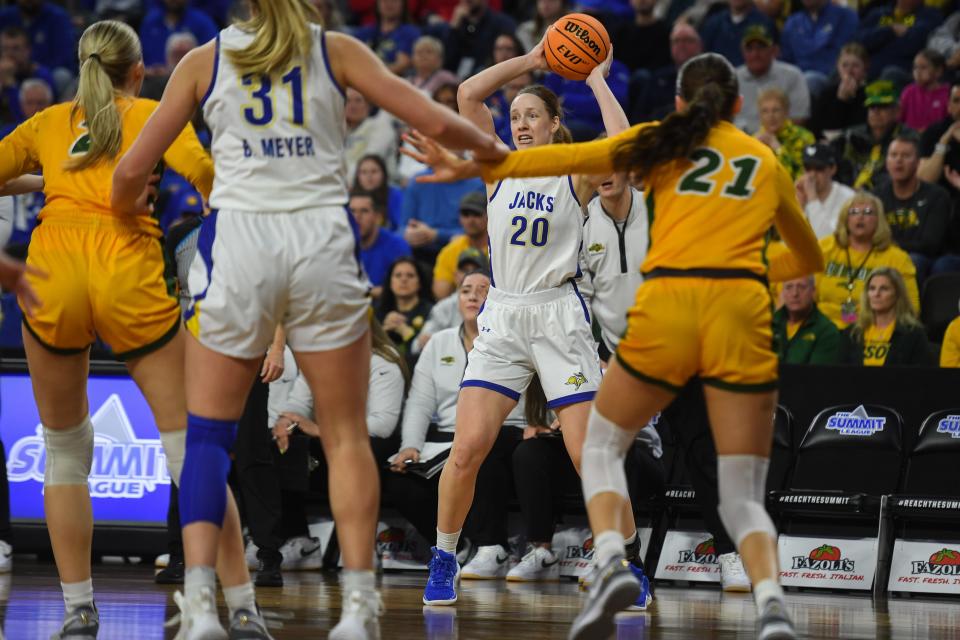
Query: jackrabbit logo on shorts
825 405 885 436
7 394 169 498
936 415 960 439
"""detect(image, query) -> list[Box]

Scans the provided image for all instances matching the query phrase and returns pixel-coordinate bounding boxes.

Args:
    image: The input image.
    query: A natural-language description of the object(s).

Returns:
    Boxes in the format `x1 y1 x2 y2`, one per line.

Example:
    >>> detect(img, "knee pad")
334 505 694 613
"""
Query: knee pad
179 414 237 527
716 455 777 548
581 407 634 503
43 417 94 487
160 429 186 486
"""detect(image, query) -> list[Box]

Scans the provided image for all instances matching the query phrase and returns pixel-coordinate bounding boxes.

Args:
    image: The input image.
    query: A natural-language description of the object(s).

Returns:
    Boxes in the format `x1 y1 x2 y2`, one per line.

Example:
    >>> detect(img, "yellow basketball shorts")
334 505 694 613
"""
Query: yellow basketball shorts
615 277 777 393
22 217 180 360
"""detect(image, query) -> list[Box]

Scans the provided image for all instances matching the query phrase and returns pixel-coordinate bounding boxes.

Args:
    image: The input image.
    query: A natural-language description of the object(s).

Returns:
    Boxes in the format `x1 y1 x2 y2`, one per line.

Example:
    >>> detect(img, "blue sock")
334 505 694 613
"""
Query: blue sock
179 413 237 527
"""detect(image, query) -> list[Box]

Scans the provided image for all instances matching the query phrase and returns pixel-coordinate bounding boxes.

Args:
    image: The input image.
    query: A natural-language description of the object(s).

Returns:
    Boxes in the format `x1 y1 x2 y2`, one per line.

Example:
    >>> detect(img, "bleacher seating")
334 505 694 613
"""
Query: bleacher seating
920 273 960 344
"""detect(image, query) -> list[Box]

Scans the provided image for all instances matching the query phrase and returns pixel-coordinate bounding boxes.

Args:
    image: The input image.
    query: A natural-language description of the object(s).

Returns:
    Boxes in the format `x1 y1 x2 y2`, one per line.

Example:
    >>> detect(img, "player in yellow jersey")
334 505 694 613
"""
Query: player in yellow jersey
404 53 824 640
0 20 268 640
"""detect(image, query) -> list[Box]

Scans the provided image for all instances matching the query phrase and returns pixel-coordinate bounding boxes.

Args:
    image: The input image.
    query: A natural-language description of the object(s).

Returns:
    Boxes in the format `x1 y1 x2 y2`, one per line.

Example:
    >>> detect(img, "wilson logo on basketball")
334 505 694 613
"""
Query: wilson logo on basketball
791 545 855 572
677 538 717 564
563 21 602 56
911 548 960 576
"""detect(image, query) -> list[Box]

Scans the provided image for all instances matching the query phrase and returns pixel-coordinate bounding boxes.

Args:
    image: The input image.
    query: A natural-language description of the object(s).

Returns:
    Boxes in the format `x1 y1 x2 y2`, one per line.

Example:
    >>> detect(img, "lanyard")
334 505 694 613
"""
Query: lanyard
844 246 874 294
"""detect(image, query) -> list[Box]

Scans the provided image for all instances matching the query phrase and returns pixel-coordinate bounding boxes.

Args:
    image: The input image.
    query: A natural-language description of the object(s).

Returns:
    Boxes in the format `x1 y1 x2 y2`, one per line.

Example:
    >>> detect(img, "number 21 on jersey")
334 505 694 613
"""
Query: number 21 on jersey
241 66 305 127
676 148 759 199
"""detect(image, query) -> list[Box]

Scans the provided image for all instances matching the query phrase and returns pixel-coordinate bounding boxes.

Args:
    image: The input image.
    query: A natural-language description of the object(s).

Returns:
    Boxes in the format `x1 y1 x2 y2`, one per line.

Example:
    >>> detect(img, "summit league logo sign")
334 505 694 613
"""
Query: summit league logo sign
936 415 960 439
7 394 170 498
826 405 886 437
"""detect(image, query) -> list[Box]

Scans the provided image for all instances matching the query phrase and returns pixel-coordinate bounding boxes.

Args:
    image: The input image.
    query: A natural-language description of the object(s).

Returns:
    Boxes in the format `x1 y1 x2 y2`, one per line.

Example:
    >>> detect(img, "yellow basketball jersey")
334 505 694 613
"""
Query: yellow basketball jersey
0 96 213 237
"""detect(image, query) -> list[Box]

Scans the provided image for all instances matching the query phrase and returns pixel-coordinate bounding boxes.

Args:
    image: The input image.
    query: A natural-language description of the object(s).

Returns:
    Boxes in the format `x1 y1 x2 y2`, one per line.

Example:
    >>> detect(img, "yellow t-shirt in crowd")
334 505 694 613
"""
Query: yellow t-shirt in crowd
941 316 960 367
480 120 823 283
815 236 920 329
863 322 896 366
0 96 213 237
433 235 488 288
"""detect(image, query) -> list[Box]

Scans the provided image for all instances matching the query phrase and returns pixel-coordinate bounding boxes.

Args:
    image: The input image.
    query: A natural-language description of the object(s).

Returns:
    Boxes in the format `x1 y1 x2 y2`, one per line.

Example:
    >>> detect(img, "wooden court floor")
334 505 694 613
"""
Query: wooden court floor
0 561 957 639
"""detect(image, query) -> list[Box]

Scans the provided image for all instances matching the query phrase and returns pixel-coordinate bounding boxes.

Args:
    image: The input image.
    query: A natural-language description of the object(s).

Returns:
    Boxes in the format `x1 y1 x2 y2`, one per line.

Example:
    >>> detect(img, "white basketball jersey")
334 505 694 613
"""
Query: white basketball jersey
203 24 348 212
487 176 583 294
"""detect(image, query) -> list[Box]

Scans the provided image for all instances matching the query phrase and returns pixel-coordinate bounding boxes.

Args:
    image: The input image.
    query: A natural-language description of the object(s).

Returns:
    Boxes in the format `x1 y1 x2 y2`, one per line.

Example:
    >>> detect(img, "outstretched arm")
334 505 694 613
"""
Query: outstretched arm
113 42 211 214
328 32 507 160
769 164 825 282
0 174 43 196
575 50 630 201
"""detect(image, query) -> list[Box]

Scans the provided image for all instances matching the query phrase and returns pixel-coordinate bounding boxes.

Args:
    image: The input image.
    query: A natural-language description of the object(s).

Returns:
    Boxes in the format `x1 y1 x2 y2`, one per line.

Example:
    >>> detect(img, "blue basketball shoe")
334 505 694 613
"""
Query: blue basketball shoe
626 562 653 611
423 547 461 605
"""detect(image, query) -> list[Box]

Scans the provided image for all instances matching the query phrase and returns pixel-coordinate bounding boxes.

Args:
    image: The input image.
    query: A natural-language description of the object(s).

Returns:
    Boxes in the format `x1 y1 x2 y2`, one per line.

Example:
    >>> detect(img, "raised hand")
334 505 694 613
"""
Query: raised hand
400 131 485 183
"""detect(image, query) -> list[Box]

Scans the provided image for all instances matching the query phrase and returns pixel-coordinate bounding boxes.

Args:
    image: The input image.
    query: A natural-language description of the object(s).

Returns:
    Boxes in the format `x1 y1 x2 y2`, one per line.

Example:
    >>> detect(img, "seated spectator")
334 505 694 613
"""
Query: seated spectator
268 315 409 581
0 26 55 122
628 21 702 122
778 0 858 98
141 31 198 101
755 87 815 179
516 0 568 51
350 189 411 296
312 0 346 31
816 192 920 328
491 32 524 66
839 266 934 366
375 257 434 354
352 0 420 76
773 275 841 364
415 249 488 353
699 0 774 67
16 76 51 119
928 11 960 75
432 192 489 299
795 143 856 239
609 0 671 73
543 57 629 141
941 300 960 366
917 81 960 194
0 0 76 92
808 43 869 139
734 25 810 134
353 154 405 230
875 132 953 284
344 87 398 184
834 80 912 190
855 0 942 85
444 0 516 79
408 36 459 97
139 0 217 70
400 163 484 262
899 49 949 132
386 271 527 553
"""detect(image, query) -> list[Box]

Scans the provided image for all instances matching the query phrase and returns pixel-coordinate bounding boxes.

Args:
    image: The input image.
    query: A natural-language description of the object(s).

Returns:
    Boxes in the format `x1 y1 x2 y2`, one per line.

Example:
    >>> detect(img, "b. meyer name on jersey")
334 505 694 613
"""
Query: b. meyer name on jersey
242 135 316 159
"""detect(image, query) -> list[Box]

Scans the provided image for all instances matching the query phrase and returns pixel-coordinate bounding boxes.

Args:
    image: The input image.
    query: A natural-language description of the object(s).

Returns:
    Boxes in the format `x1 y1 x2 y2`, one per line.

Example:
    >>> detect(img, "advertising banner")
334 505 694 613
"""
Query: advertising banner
887 539 960 594
653 530 721 583
778 535 876 590
1 373 170 524
552 527 652 579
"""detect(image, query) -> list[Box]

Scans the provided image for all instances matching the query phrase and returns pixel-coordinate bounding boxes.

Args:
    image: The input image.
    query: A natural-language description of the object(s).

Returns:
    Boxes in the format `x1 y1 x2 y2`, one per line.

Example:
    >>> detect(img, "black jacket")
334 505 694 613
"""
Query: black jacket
839 323 936 367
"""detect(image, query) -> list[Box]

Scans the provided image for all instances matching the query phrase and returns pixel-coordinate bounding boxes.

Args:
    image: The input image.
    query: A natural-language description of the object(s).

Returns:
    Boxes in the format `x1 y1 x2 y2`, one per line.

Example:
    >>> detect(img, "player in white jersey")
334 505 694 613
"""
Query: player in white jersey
112 1 506 638
420 36 636 604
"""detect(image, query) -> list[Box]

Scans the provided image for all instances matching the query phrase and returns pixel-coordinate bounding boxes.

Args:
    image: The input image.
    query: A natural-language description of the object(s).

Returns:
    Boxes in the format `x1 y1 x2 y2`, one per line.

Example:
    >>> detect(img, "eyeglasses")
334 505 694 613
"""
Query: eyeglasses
848 207 877 216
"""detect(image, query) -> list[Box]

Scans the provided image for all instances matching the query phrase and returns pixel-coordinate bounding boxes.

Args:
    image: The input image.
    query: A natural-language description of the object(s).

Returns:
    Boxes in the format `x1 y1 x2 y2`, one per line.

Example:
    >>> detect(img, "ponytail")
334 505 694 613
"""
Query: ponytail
612 53 738 182
65 20 141 171
229 0 321 77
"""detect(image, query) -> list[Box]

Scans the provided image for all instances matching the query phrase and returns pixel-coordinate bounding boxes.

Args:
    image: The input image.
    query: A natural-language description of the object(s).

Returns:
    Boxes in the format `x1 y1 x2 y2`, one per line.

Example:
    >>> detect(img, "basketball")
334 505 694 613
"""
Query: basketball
545 13 610 81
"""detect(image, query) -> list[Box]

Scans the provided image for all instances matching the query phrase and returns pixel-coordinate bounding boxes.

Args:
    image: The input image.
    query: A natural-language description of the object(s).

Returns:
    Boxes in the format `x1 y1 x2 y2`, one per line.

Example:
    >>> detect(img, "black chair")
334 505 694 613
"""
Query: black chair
771 404 904 537
766 405 795 494
920 273 960 343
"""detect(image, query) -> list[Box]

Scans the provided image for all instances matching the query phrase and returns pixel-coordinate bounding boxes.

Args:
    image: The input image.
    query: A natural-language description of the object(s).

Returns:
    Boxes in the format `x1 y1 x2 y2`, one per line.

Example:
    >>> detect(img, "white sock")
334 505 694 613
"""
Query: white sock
593 530 625 568
61 578 93 612
184 565 216 600
342 569 376 594
436 529 460 555
753 578 784 609
223 581 256 617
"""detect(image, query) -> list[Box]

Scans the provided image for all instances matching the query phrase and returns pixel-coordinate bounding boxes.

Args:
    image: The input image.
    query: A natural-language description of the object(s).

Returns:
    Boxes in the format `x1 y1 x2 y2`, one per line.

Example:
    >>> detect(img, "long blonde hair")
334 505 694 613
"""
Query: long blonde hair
851 267 922 341
66 20 142 172
833 192 894 250
228 0 321 77
370 314 411 393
